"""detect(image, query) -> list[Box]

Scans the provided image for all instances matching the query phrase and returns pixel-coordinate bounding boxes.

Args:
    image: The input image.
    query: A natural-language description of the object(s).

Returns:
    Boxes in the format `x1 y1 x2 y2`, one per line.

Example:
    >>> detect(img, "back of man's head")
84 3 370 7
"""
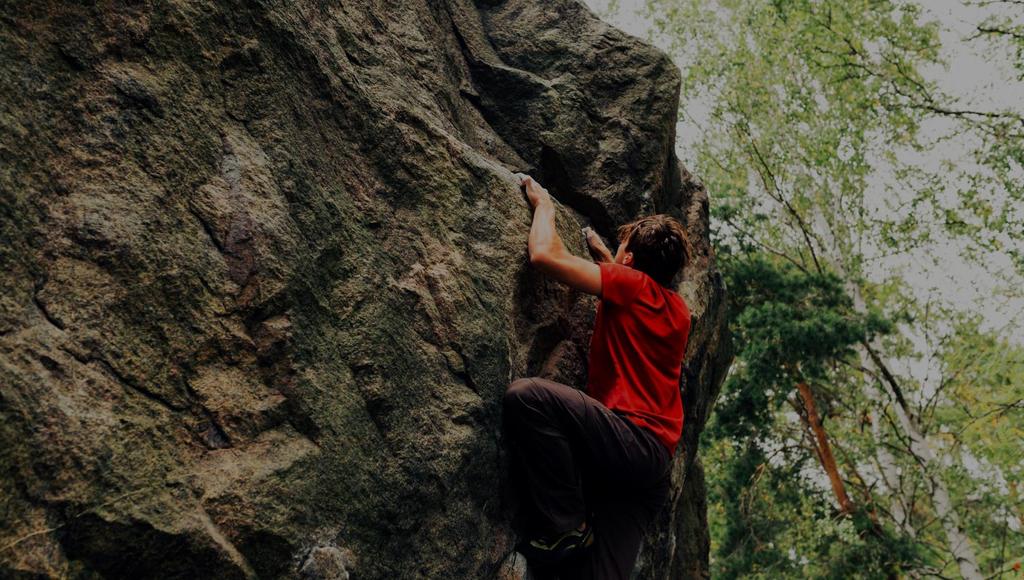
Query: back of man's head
617 214 690 287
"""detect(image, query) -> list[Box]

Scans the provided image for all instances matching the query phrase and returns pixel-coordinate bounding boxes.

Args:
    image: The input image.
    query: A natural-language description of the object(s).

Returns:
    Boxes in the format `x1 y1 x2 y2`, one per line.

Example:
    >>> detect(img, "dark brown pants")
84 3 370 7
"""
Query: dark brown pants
502 377 672 580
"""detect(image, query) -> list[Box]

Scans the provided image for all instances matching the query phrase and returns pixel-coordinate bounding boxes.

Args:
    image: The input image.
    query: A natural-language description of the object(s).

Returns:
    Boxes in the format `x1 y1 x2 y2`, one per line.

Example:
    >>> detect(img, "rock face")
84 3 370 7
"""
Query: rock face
0 0 731 578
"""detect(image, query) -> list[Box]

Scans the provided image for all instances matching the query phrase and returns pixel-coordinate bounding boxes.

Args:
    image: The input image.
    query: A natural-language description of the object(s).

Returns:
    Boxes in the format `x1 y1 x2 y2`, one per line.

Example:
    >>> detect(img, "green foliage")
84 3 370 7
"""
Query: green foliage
713 252 889 441
704 408 918 579
931 317 1024 570
705 252 906 577
633 0 1024 575
648 0 947 278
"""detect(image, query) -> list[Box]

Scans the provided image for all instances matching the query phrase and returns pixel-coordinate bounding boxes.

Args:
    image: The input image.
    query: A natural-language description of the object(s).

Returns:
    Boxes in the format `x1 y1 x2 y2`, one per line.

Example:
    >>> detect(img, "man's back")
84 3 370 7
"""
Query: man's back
587 261 690 454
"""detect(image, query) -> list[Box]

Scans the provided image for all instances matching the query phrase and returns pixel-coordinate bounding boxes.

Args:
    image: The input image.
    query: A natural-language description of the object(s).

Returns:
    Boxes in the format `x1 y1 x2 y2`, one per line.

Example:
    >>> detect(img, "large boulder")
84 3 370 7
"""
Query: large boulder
0 0 731 577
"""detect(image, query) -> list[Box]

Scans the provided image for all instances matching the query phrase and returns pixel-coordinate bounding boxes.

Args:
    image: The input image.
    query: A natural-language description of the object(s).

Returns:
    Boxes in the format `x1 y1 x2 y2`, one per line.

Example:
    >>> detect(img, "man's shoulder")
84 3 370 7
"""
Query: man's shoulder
599 262 647 305
651 284 691 334
599 261 646 279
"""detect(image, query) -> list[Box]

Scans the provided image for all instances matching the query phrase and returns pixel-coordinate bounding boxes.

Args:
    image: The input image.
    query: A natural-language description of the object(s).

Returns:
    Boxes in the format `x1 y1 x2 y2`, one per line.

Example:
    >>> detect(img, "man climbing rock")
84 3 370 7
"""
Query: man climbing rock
504 174 692 579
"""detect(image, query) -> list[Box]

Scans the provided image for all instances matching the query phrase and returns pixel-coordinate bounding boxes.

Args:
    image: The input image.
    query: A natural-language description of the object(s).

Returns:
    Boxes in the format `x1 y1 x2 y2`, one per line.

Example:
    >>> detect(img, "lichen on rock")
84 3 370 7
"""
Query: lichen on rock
0 0 730 577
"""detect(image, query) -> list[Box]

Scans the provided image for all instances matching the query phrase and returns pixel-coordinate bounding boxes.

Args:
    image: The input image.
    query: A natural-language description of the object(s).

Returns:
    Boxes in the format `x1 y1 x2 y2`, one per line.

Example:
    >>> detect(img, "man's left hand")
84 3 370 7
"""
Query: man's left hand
515 173 551 208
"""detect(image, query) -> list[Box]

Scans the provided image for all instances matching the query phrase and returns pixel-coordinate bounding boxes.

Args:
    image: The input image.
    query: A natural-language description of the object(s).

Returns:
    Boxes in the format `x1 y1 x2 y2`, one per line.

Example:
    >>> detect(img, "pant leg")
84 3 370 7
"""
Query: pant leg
502 377 671 542
561 424 672 580
556 492 665 580
502 377 590 535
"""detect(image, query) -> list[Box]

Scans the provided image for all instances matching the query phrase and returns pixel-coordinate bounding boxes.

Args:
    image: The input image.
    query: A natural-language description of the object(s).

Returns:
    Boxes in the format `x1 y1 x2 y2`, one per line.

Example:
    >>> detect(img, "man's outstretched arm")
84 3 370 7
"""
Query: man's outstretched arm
516 174 602 297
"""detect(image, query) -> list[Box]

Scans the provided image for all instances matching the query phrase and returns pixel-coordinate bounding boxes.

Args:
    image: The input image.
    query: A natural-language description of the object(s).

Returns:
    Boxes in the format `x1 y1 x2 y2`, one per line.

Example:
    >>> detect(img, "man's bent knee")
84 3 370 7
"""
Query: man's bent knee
503 377 543 410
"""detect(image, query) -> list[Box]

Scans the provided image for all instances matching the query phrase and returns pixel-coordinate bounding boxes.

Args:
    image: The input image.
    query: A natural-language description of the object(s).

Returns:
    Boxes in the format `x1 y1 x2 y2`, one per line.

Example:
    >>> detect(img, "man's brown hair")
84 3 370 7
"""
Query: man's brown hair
616 214 690 287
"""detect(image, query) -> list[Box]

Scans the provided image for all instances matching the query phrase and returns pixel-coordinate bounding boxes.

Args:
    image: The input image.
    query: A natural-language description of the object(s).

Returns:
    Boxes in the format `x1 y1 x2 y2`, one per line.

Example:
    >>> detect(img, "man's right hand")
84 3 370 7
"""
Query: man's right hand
583 227 614 263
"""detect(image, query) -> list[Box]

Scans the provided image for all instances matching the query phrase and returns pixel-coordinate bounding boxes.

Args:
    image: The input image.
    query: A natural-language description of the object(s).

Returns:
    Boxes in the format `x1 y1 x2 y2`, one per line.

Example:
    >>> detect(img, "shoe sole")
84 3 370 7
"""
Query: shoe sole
518 526 594 565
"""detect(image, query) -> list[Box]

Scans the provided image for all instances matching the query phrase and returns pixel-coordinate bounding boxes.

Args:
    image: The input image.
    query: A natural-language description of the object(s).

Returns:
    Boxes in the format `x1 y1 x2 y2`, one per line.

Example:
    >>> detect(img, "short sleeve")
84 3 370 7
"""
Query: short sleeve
599 262 646 306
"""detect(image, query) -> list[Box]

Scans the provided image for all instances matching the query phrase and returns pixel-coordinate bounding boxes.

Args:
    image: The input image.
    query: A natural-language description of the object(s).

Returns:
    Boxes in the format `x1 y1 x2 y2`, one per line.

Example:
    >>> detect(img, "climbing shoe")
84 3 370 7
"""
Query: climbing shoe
516 522 594 565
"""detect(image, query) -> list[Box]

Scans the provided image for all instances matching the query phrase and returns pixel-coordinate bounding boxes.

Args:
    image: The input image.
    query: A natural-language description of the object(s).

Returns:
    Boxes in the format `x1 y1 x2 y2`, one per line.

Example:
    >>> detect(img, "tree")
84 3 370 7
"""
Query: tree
635 0 1024 576
706 250 905 578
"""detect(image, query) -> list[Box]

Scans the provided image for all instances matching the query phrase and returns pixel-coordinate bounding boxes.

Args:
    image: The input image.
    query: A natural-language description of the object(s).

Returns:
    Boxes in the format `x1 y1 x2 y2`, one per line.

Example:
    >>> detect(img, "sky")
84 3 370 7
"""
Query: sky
582 0 1024 345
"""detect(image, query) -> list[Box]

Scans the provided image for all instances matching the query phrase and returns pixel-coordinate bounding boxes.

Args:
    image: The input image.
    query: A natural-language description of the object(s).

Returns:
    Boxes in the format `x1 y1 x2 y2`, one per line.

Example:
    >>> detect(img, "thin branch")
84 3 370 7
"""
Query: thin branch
734 123 827 274
719 214 814 275
863 341 914 416
953 398 1024 438
968 0 1024 6
972 25 1024 42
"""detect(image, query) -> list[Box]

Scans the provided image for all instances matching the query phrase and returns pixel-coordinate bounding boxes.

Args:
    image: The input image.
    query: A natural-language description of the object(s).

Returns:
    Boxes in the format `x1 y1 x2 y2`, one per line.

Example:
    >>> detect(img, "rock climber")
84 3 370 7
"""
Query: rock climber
503 173 692 579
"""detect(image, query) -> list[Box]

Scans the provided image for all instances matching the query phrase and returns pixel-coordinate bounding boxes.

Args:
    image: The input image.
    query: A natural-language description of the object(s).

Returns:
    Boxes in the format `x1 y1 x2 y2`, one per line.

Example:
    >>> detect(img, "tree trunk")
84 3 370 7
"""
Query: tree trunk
796 382 855 515
863 343 984 580
847 284 981 578
870 405 917 538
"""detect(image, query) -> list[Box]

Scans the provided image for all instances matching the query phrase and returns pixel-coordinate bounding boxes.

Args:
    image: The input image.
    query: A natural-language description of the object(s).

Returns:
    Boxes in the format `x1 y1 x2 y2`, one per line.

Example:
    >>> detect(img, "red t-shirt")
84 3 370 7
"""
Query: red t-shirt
587 262 690 454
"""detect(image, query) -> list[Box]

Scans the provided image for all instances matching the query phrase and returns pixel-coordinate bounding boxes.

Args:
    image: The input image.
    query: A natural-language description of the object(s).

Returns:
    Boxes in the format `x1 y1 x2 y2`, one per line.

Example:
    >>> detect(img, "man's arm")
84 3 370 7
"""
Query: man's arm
517 174 602 296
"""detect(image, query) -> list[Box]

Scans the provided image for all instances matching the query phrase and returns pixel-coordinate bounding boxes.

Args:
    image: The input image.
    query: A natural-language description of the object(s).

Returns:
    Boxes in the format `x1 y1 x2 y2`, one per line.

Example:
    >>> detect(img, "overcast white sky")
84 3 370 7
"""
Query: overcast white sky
583 0 1024 346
